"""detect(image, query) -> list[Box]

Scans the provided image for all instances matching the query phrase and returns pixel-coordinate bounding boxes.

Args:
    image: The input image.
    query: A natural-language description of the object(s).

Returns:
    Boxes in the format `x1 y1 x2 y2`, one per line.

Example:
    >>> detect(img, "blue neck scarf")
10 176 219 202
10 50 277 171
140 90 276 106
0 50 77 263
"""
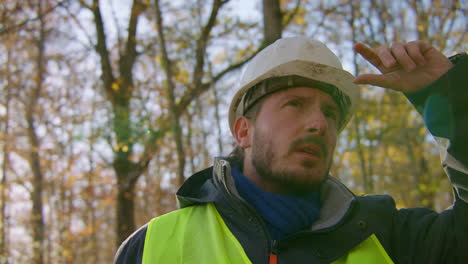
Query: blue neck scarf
231 165 321 240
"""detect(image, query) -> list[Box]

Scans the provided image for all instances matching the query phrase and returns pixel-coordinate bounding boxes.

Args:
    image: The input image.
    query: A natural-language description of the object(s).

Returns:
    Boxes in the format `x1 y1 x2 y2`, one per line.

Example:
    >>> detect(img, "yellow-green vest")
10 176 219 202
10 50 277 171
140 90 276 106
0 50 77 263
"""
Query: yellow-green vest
142 203 394 264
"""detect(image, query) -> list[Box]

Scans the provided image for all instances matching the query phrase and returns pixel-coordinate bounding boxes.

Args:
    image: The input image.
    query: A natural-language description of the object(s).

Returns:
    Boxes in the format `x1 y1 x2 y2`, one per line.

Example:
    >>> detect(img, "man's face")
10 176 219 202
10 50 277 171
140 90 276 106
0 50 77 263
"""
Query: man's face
243 87 340 193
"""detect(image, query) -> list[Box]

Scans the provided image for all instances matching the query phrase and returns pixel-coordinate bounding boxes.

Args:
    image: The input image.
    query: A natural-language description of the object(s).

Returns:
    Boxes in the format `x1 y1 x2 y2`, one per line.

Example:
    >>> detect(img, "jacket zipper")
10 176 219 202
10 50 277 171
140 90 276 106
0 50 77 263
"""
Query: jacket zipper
221 164 280 264
269 240 278 264
237 199 280 264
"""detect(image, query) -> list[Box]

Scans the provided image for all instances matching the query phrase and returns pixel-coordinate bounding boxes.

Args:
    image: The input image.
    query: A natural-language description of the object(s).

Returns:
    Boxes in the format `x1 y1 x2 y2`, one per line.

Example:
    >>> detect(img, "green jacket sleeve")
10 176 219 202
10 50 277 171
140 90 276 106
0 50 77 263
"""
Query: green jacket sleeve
388 53 468 264
405 52 468 203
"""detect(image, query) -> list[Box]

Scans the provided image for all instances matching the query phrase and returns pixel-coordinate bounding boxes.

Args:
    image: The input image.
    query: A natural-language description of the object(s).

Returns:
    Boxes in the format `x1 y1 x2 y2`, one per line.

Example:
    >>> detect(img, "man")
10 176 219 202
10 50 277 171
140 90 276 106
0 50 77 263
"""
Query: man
115 37 467 263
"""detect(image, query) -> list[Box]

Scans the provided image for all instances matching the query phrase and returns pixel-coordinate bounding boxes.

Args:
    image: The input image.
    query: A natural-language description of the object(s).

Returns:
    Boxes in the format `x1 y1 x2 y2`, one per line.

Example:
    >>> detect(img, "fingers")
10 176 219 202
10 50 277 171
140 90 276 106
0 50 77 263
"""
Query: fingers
353 42 384 69
353 41 449 92
390 43 416 71
355 41 431 72
353 73 399 90
405 41 427 66
376 45 397 68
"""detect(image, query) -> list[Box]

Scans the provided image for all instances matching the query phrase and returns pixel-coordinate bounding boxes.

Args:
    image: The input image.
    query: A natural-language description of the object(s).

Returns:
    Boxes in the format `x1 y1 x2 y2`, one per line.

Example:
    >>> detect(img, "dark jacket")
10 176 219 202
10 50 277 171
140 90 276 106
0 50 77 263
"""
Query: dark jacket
114 53 468 264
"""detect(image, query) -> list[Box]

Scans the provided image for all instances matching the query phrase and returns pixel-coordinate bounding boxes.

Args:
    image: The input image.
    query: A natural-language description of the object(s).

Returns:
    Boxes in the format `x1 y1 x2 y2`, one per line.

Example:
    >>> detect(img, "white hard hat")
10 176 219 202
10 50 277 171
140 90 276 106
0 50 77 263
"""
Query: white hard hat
228 36 360 135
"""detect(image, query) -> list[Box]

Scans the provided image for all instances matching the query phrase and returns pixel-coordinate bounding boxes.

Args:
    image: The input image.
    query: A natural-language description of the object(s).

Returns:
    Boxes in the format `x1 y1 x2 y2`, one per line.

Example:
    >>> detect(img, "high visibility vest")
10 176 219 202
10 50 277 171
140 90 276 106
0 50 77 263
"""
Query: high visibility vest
142 203 394 264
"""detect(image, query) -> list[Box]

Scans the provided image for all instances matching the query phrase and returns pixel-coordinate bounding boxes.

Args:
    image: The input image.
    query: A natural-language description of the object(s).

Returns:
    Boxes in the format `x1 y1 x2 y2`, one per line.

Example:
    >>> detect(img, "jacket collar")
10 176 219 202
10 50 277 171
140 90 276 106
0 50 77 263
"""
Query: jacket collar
176 157 356 231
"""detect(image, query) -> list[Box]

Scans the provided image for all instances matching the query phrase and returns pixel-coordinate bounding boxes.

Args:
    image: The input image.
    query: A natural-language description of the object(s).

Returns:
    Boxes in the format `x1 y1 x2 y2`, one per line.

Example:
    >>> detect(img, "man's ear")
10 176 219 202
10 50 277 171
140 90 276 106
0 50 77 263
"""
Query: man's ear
233 116 252 148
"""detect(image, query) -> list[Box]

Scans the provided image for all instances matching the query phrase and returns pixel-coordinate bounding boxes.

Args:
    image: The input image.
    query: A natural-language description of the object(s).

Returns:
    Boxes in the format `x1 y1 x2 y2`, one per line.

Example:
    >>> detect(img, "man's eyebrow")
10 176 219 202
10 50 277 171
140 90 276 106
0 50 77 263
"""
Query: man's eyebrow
281 94 339 108
323 102 340 111
280 94 310 102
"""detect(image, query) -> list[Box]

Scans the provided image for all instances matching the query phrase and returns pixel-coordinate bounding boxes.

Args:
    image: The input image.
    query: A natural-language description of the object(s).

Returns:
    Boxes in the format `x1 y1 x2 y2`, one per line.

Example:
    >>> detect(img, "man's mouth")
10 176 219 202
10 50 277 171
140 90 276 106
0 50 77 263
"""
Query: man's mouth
297 145 322 158
289 136 328 159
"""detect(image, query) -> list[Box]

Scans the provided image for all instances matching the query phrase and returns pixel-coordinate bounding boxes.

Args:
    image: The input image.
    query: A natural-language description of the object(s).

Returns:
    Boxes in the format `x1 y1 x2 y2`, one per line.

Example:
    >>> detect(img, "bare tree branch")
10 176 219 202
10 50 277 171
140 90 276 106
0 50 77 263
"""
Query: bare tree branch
119 0 147 91
62 4 95 50
176 48 261 113
0 0 68 35
282 0 301 28
154 0 186 186
192 0 229 97
91 0 115 103
108 1 123 58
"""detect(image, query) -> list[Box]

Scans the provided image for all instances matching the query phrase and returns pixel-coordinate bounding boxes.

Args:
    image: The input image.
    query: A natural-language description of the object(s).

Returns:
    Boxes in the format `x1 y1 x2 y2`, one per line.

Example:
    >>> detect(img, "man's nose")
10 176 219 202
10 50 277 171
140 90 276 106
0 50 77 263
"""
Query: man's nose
306 110 328 135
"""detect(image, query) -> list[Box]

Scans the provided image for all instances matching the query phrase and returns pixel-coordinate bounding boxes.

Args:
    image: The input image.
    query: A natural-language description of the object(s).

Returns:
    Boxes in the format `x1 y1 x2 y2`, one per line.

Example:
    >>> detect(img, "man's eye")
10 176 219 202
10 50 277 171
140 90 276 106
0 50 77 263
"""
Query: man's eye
324 109 338 120
286 100 301 107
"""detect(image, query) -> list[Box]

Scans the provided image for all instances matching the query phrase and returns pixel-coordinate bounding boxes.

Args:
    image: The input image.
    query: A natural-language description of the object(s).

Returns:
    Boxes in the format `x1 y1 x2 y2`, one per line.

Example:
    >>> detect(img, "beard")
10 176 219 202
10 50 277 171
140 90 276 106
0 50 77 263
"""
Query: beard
250 129 331 194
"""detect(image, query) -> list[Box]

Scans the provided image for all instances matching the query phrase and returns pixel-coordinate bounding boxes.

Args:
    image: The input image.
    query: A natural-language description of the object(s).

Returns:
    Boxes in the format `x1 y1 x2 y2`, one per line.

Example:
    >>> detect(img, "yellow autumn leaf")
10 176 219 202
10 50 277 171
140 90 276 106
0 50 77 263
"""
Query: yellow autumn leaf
112 83 119 91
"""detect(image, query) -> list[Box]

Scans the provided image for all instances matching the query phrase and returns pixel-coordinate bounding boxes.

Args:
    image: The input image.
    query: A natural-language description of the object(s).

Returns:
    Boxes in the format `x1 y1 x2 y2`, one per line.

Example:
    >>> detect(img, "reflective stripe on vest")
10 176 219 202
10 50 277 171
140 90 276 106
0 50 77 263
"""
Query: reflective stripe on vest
143 203 394 264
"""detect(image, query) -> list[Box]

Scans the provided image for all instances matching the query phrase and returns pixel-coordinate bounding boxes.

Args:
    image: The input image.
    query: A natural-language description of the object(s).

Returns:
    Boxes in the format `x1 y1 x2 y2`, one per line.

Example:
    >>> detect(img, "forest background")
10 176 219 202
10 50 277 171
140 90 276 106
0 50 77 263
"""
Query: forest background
0 0 466 263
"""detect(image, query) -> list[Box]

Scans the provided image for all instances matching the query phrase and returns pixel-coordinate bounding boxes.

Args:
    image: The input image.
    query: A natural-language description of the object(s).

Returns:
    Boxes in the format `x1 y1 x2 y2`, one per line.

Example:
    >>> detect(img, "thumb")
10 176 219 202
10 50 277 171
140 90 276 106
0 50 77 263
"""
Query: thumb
353 74 397 90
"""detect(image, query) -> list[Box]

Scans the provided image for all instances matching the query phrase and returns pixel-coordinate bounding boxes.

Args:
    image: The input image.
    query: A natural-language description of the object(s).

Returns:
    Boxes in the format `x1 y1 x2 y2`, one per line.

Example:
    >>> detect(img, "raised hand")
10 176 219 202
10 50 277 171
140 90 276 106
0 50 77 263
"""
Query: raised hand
353 41 454 93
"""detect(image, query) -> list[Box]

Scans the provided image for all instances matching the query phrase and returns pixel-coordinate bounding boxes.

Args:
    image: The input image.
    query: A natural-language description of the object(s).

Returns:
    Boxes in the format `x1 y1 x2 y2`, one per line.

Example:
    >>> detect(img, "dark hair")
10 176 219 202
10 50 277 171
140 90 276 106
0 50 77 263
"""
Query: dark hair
226 99 264 167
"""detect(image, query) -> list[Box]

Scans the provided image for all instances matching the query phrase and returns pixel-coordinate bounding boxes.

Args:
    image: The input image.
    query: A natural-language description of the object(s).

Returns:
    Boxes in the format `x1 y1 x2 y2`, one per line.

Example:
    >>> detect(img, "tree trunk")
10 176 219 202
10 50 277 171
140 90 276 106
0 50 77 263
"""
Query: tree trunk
348 0 373 193
113 105 148 244
90 0 149 245
27 2 46 263
154 0 186 187
116 181 135 243
196 99 211 168
353 118 371 192
262 0 283 45
208 61 224 155
86 99 98 263
1 46 12 264
186 111 196 173
87 0 258 246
